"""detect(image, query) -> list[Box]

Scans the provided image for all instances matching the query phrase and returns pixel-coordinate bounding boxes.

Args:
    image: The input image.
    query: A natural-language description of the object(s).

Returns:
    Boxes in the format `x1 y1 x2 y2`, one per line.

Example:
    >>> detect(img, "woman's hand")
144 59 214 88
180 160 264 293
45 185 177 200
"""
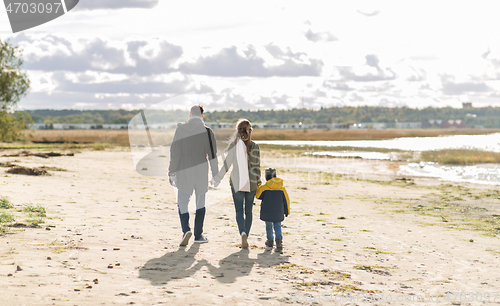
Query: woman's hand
169 174 177 187
209 178 220 188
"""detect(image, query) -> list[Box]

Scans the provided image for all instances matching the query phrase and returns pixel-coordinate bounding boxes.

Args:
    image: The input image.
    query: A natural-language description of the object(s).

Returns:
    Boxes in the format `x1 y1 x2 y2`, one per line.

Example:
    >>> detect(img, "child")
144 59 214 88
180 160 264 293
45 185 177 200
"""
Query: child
256 168 290 249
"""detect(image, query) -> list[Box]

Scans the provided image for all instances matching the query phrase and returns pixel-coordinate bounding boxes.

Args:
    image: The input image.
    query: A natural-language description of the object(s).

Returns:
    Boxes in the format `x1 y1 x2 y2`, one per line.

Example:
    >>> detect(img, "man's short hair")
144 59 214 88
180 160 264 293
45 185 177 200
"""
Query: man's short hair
190 105 204 117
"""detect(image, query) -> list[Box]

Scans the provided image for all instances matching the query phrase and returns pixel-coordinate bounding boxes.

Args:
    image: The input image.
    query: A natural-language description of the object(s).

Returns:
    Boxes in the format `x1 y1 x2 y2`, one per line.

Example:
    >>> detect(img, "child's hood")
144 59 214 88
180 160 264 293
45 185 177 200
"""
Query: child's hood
264 177 284 189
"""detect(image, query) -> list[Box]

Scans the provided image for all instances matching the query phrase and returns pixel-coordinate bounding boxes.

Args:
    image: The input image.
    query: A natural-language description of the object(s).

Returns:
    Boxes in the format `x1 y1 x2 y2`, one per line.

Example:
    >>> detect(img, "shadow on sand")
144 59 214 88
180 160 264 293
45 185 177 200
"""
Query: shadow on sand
138 244 290 285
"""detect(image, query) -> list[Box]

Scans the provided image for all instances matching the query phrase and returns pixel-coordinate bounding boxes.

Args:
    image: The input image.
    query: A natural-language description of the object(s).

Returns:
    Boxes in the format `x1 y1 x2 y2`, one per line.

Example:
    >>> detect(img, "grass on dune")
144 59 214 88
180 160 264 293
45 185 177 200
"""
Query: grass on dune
251 128 500 141
421 149 500 165
0 196 13 209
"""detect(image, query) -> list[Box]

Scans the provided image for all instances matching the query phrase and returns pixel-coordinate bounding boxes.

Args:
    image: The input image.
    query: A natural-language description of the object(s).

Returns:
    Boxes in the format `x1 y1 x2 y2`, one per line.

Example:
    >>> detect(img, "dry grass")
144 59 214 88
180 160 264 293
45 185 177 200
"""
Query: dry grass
22 130 131 146
421 149 500 165
12 128 500 147
251 128 500 141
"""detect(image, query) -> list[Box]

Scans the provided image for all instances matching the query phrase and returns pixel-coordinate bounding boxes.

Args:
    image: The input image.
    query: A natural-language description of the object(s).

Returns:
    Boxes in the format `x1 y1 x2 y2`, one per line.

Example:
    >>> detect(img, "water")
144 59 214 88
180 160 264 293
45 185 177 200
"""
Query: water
256 133 500 185
401 162 500 186
256 133 500 152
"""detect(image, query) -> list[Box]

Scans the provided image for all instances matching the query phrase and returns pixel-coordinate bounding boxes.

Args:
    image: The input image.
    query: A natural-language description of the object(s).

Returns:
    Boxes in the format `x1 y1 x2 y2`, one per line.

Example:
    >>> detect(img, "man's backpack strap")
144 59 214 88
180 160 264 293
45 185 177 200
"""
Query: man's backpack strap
206 127 216 159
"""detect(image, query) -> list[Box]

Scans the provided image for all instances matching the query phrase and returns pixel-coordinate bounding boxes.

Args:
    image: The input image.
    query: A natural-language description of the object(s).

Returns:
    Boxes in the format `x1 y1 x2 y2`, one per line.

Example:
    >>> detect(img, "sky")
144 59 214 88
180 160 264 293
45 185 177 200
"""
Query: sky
1 0 500 111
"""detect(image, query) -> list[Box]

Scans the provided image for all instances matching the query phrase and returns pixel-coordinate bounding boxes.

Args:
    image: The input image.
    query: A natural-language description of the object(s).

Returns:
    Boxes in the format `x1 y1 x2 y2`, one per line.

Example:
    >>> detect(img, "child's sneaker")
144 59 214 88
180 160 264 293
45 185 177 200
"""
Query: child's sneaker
275 239 283 249
265 240 274 248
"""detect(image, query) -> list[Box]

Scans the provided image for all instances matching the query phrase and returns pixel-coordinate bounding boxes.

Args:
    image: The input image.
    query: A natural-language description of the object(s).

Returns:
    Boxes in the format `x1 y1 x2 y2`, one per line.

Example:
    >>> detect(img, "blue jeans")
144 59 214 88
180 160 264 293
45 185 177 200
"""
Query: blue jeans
231 188 256 236
178 189 206 240
265 221 282 241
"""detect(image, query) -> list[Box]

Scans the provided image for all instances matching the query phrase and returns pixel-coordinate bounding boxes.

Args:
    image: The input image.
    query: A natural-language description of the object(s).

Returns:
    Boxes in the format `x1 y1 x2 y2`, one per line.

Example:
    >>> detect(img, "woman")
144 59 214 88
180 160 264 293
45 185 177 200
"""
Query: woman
212 119 261 248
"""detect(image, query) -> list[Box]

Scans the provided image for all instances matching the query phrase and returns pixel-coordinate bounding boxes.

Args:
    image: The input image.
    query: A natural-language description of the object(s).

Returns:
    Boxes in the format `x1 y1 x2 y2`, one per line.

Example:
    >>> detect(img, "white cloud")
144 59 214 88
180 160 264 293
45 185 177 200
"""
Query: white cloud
179 45 323 77
304 29 337 43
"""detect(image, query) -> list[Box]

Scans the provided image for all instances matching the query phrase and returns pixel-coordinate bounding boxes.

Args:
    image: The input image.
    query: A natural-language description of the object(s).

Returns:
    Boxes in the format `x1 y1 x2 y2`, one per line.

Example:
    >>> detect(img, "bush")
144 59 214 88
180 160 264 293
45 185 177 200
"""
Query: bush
0 210 14 223
0 196 13 209
23 203 46 217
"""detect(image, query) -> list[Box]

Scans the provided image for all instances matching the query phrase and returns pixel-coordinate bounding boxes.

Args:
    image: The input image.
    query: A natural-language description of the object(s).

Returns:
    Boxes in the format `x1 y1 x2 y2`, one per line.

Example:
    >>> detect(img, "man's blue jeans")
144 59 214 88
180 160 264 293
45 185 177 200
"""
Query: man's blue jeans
265 221 282 241
178 189 206 240
231 188 256 236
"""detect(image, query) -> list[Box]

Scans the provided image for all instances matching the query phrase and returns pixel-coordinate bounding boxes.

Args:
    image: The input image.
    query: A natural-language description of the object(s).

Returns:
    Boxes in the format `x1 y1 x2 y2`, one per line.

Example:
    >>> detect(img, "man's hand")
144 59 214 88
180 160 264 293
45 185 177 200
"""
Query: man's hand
209 178 220 188
169 174 177 187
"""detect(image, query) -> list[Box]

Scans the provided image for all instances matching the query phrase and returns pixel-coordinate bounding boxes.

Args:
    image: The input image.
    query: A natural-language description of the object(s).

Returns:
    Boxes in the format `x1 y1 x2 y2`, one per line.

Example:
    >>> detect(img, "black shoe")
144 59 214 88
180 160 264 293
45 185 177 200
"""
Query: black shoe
194 236 209 243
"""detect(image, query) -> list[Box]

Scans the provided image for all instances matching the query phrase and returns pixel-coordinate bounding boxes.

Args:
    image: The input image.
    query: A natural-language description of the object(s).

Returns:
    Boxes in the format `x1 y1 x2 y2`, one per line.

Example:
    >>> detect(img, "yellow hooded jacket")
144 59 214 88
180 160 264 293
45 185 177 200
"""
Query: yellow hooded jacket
256 177 290 215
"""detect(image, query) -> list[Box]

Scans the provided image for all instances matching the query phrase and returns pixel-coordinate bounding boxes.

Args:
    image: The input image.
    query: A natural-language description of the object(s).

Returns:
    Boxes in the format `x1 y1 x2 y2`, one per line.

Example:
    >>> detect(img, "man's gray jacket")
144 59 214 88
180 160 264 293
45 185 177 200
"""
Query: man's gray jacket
168 117 218 195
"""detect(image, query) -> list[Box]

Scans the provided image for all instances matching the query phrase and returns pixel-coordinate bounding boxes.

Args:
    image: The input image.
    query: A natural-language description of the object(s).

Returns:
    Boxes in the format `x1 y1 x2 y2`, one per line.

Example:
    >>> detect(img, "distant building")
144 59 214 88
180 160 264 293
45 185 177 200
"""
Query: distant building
422 119 445 128
445 119 466 128
31 123 129 130
396 122 422 129
462 102 472 108
422 119 466 129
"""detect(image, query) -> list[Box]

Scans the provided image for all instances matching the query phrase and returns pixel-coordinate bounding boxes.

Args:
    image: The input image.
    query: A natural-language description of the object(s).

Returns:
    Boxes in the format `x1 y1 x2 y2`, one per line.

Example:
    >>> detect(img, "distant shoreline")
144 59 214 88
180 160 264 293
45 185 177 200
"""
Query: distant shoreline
2 128 496 148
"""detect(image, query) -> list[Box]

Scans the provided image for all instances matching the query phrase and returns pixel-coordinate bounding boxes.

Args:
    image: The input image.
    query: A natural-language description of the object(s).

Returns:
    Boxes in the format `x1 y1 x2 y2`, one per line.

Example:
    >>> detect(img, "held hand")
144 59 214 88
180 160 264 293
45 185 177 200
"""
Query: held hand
169 174 177 187
209 178 220 188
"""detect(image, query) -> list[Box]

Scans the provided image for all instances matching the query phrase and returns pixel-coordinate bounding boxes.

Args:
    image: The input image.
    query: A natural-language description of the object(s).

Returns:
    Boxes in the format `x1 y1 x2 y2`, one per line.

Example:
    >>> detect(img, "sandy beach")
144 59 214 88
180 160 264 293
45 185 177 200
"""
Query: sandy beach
1 148 500 305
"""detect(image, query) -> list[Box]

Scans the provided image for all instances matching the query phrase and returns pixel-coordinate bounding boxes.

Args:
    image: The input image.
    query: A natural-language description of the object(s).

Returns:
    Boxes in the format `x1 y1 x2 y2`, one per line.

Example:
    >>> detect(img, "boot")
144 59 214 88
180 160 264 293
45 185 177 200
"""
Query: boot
275 239 283 249
265 240 274 248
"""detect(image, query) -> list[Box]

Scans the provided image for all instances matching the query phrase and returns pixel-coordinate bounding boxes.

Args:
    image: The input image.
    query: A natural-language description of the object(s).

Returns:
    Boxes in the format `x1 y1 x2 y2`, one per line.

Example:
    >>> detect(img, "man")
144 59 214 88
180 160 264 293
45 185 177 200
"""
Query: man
169 105 218 246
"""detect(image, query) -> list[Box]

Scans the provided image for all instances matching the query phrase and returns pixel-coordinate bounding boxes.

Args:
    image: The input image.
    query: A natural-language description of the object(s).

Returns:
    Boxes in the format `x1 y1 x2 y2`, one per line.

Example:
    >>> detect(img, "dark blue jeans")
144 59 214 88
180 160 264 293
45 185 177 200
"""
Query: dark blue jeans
231 188 256 236
178 189 206 240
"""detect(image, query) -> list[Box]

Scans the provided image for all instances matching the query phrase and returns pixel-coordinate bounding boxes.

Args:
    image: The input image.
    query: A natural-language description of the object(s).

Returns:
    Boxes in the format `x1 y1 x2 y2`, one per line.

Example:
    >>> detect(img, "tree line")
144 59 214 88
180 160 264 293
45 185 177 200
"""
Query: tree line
27 106 500 128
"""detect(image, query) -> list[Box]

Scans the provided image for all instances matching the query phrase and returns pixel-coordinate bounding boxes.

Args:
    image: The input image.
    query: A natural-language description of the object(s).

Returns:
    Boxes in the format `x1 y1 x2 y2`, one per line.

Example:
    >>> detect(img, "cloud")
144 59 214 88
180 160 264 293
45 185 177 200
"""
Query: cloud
377 98 406 108
482 48 491 59
304 29 338 43
406 68 427 82
358 82 395 93
347 92 365 102
19 35 183 76
7 33 34 45
257 94 292 110
20 34 320 78
356 10 380 17
337 54 396 82
365 54 379 68
322 80 353 91
125 40 183 75
179 45 323 77
20 69 200 109
441 76 491 95
57 78 193 94
22 91 174 109
408 55 440 61
75 0 159 10
207 89 261 111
